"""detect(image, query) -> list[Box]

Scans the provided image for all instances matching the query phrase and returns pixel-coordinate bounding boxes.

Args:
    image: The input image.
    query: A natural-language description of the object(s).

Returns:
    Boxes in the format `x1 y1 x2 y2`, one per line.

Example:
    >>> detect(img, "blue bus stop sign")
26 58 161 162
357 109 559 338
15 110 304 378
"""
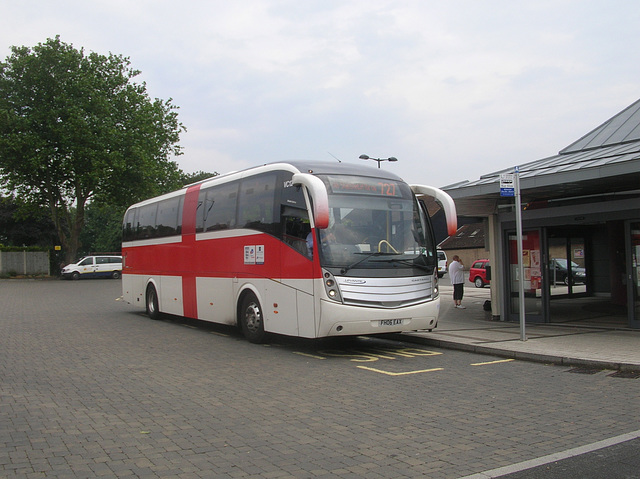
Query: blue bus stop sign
500 173 515 197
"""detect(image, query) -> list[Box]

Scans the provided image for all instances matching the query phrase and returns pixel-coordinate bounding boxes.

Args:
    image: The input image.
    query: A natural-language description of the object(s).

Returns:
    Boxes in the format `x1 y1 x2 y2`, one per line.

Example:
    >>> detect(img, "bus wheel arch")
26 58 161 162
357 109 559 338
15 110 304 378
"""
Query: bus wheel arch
145 282 161 320
238 289 267 344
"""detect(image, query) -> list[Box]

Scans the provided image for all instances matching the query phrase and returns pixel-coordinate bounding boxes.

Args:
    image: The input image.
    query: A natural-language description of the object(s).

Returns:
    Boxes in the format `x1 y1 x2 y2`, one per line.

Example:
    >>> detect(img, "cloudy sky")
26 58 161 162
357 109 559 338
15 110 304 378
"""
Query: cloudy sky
1 1 639 188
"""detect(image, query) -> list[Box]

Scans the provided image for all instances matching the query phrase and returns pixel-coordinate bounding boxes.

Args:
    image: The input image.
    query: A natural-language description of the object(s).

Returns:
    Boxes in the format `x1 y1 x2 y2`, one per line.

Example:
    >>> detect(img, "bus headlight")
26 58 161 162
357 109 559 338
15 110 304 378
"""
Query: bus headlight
432 274 439 298
323 269 343 302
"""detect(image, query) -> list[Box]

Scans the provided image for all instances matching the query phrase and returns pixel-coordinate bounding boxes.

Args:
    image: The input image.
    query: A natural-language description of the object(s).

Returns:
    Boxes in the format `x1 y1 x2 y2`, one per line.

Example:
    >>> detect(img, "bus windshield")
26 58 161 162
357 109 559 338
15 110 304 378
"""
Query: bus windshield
315 175 436 274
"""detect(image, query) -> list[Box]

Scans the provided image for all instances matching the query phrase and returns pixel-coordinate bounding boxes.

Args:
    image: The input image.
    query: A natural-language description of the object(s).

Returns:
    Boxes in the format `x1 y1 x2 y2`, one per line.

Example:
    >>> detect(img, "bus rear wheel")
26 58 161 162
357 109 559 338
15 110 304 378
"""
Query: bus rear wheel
146 284 161 320
240 292 266 344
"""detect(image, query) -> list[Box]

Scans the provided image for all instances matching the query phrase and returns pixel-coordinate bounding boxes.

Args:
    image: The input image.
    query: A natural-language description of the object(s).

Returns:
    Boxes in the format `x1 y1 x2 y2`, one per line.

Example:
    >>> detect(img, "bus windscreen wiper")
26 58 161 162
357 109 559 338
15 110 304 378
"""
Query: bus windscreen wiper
372 258 433 272
340 252 400 275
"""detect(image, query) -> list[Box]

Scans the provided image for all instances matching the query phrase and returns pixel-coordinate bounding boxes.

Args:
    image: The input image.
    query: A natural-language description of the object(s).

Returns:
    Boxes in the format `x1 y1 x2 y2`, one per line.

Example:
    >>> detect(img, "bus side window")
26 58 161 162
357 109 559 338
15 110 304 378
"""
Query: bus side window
123 208 137 241
238 174 277 235
156 196 181 237
137 203 158 239
204 182 238 232
195 188 207 233
282 206 311 256
176 195 183 235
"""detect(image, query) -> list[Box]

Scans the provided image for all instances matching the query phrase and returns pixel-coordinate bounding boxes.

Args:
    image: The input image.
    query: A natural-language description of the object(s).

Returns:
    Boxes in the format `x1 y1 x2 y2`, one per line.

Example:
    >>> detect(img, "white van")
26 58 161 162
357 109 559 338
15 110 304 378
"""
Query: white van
437 250 447 278
61 255 122 280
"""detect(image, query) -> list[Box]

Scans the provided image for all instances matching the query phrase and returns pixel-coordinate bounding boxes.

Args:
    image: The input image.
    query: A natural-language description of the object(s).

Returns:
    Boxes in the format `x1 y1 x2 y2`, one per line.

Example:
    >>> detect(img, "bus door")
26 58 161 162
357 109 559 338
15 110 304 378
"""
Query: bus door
279 181 317 336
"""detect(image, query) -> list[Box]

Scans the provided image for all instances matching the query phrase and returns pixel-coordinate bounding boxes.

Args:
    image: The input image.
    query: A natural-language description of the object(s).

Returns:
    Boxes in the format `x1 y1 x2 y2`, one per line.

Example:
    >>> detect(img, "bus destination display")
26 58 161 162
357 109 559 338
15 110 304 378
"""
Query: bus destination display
327 176 403 198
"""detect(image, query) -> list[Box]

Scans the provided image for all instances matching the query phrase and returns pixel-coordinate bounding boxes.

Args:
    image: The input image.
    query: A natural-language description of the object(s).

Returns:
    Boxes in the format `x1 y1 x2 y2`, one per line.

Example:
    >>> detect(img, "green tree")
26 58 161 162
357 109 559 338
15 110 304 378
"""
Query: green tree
0 36 185 263
78 202 126 256
180 170 219 185
0 195 58 247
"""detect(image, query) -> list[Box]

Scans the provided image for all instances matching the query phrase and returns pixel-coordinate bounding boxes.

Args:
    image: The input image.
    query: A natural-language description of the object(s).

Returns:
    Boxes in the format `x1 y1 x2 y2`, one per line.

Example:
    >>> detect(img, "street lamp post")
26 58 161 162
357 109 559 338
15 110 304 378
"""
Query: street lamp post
359 154 398 168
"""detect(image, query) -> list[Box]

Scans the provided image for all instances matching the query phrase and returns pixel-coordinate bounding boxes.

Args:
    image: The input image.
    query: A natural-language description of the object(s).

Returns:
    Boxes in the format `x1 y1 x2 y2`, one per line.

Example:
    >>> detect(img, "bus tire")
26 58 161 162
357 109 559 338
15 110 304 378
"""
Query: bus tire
146 284 161 320
239 292 266 344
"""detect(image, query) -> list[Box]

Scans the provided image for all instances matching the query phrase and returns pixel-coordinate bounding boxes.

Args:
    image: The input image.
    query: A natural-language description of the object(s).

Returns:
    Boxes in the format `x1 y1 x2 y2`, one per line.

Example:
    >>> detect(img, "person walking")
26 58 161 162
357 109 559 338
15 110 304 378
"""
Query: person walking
448 255 466 309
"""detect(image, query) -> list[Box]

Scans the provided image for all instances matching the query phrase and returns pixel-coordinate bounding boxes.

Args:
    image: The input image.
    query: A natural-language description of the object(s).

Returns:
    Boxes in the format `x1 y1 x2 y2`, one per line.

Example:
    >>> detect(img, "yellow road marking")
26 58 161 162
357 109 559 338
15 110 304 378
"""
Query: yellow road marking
352 349 397 360
293 352 327 360
317 348 443 362
357 366 444 376
471 359 515 366
209 331 229 337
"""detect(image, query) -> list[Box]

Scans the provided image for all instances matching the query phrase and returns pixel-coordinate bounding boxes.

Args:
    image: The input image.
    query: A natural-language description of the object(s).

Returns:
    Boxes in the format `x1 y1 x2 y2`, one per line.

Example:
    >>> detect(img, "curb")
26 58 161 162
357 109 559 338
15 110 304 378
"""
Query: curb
391 333 639 372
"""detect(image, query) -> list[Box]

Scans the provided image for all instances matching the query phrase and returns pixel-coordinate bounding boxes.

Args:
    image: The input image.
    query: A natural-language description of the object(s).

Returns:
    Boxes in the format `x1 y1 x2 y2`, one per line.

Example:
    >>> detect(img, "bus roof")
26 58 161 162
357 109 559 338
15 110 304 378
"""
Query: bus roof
128 160 406 210
284 160 404 182
187 160 405 187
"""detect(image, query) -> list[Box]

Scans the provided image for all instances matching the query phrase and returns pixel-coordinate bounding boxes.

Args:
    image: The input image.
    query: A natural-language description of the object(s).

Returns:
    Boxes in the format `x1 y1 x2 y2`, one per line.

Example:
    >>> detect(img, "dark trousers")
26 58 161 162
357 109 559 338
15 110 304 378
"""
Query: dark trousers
453 283 464 301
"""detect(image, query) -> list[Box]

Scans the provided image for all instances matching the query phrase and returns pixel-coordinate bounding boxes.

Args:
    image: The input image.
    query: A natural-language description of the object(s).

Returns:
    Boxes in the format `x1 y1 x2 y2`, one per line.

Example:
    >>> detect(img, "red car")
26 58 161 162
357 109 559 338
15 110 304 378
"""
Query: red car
469 259 490 288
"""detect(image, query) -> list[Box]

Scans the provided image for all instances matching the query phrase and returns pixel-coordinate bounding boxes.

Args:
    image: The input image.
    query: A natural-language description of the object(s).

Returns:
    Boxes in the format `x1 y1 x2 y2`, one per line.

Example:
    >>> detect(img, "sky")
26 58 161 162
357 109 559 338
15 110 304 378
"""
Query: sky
1 0 639 188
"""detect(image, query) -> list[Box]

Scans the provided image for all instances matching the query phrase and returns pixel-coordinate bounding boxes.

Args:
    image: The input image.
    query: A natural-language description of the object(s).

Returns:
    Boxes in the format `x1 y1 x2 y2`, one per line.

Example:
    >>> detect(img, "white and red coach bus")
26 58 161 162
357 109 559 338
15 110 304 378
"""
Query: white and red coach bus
122 161 457 343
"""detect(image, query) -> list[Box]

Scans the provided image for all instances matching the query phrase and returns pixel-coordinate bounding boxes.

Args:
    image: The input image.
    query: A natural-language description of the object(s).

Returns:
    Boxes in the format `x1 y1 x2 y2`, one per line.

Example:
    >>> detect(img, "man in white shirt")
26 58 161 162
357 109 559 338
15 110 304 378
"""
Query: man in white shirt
448 255 466 309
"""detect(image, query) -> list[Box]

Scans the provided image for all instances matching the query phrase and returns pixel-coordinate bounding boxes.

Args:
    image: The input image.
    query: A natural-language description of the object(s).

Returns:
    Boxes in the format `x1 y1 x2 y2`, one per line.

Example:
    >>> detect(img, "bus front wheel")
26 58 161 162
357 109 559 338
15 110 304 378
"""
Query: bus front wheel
146 284 161 320
240 292 266 344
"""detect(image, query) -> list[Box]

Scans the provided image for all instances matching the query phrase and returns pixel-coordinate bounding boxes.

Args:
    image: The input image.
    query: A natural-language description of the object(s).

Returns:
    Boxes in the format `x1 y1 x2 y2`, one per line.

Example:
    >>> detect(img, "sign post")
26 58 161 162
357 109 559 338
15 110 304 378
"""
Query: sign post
513 167 526 341
501 169 526 340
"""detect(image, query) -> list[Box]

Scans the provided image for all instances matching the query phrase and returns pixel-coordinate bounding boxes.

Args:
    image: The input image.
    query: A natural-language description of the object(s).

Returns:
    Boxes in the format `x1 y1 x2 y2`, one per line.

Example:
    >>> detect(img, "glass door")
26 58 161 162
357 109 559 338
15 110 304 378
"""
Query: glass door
548 235 587 297
629 221 640 328
548 236 569 296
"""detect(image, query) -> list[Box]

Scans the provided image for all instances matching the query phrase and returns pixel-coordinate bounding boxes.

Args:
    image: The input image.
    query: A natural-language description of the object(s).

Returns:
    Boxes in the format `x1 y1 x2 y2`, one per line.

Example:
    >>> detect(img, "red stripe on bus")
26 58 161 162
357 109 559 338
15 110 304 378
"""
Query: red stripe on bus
182 184 201 235
180 185 201 317
182 274 198 318
125 237 317 278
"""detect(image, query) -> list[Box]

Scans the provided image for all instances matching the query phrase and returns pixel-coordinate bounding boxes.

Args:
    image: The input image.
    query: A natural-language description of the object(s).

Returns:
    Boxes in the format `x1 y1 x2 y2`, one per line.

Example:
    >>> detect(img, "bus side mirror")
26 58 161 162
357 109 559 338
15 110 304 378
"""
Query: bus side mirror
410 185 457 236
292 173 330 229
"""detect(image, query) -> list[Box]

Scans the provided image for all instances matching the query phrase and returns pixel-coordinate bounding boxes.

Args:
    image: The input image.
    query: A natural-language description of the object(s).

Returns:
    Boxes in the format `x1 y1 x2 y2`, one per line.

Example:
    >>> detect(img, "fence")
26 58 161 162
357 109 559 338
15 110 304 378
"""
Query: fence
0 251 50 276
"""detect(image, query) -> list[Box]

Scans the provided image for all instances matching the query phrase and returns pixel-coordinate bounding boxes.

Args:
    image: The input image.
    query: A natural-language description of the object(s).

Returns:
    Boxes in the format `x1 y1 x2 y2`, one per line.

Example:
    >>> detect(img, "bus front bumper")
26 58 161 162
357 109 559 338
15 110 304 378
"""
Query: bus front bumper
318 297 440 337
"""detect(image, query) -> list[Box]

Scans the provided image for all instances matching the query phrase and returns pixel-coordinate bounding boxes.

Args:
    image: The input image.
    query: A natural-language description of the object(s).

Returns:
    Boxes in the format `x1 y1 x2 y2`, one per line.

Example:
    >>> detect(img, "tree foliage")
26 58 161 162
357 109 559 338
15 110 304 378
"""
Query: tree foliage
180 170 219 185
78 202 126 256
0 195 58 247
0 36 185 262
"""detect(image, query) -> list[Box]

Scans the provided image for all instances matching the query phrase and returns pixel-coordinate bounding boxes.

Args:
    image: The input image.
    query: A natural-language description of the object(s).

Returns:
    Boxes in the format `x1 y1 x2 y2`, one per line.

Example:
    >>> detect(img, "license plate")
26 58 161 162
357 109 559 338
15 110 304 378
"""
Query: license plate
378 319 404 327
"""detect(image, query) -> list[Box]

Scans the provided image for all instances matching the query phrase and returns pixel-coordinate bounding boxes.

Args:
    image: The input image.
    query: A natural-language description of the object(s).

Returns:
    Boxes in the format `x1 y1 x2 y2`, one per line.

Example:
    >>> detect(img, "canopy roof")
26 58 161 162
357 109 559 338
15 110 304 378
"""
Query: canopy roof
444 99 640 217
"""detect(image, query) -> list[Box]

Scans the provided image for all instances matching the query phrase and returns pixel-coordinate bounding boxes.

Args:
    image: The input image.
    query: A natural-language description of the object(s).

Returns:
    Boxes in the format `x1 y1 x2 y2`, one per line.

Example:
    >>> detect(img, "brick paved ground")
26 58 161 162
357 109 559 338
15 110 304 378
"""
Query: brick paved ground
1 279 639 478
